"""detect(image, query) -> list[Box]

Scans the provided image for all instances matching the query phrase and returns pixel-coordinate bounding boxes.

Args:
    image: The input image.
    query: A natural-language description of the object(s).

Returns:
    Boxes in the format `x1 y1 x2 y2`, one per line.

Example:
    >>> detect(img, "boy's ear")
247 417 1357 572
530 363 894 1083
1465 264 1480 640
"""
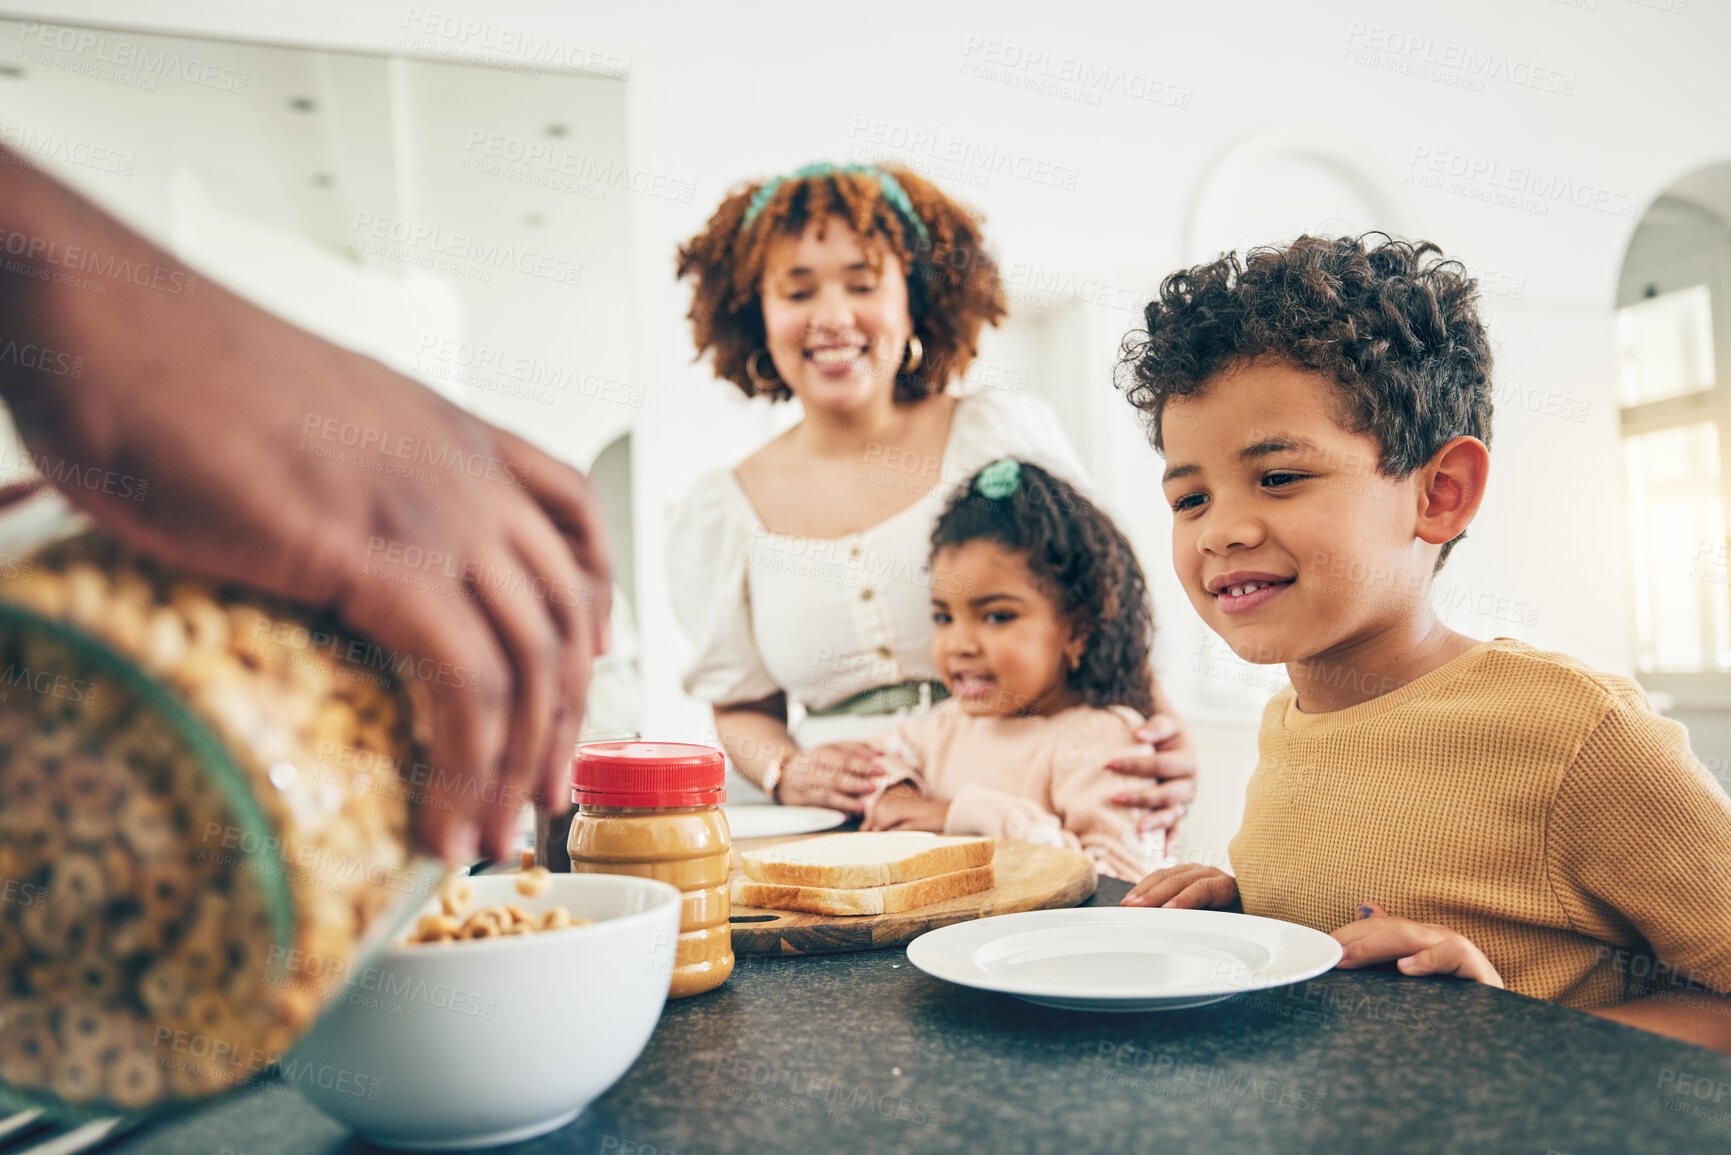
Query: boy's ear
1415 436 1490 547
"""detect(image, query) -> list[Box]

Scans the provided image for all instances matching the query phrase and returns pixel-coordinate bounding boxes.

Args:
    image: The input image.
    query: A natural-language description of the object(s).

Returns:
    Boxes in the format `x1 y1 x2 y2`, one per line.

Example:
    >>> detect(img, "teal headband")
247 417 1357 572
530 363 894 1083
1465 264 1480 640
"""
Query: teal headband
739 162 930 247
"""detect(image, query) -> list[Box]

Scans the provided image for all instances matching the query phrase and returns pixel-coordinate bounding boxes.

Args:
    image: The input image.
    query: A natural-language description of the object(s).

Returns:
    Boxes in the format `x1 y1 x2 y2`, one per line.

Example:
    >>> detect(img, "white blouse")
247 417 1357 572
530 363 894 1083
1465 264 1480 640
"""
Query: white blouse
666 391 1092 715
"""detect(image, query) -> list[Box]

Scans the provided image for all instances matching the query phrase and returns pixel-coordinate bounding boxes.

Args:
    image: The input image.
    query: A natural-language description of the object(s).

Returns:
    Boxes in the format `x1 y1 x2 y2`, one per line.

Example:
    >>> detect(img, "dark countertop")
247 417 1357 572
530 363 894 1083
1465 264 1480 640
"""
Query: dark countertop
110 878 1731 1155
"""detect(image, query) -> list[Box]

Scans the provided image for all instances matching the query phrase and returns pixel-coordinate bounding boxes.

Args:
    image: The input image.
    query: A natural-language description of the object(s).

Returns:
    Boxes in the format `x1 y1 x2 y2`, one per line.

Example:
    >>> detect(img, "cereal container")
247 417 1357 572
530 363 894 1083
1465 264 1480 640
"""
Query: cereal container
0 490 439 1119
566 743 733 998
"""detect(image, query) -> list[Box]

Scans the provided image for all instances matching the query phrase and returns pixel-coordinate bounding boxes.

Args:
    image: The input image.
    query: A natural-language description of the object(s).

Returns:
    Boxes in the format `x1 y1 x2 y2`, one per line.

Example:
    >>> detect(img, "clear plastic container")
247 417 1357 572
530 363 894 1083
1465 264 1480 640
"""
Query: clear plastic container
566 743 732 998
0 493 438 1119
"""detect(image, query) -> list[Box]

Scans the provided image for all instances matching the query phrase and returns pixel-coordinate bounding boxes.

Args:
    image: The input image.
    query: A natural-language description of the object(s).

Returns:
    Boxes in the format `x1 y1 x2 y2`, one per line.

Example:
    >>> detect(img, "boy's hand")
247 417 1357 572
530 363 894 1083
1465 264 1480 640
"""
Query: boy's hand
1331 902 1505 987
1120 863 1239 909
861 782 950 832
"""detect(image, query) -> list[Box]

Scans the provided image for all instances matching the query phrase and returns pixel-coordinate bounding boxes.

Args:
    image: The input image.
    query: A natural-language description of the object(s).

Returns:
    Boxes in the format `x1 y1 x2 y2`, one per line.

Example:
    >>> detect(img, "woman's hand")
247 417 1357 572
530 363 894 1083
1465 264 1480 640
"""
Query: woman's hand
1121 863 1239 909
861 783 950 832
774 742 886 813
1107 712 1199 837
1331 902 1505 987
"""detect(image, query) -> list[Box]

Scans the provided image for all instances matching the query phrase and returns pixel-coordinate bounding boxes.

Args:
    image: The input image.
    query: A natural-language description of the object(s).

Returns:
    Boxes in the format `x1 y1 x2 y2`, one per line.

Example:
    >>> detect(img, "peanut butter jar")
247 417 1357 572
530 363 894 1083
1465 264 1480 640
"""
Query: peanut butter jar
566 743 732 998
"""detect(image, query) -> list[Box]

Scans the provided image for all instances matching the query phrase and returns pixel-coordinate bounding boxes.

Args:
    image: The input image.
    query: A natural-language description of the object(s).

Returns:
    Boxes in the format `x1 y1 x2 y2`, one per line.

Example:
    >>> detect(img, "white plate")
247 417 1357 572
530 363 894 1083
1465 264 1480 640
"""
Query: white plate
722 804 850 840
905 907 1343 1012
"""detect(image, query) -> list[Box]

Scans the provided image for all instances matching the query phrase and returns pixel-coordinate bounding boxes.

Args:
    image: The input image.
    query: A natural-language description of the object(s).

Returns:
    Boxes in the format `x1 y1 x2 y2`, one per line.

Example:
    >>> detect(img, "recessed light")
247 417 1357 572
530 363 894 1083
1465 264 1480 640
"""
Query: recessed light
289 97 316 113
545 124 568 138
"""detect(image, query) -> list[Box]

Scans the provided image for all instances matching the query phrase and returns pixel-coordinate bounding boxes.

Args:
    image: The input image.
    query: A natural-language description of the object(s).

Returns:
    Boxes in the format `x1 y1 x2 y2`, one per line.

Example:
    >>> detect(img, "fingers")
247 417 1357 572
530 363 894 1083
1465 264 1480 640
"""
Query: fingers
1104 751 1162 781
1330 906 1495 982
1333 903 1504 986
494 427 614 656
1106 744 1198 784
1134 804 1187 837
1121 865 1232 908
1331 913 1432 969
798 748 886 797
1398 940 1506 987
468 553 563 861
1135 714 1180 747
815 741 883 760
344 581 510 861
508 519 598 813
1109 778 1197 811
1163 875 1235 909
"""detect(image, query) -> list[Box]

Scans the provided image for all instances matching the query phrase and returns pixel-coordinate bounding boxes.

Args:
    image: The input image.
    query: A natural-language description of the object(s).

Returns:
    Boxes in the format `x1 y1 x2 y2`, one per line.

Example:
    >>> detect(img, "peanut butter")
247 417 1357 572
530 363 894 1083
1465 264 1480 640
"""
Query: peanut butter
567 743 733 998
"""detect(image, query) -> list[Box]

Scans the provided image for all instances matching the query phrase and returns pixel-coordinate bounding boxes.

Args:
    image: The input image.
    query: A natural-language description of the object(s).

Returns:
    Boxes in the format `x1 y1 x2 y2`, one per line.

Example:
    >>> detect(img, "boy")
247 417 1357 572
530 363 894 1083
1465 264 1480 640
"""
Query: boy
1119 234 1731 1052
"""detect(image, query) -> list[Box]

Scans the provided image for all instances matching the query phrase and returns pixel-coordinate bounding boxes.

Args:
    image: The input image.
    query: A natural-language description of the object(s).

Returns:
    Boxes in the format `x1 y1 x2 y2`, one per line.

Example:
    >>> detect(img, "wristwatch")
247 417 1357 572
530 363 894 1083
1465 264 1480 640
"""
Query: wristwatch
760 755 785 802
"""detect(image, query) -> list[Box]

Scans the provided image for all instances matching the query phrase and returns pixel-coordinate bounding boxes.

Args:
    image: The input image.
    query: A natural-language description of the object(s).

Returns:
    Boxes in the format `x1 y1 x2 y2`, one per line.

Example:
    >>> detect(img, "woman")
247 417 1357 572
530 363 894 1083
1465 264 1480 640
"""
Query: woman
669 163 1194 832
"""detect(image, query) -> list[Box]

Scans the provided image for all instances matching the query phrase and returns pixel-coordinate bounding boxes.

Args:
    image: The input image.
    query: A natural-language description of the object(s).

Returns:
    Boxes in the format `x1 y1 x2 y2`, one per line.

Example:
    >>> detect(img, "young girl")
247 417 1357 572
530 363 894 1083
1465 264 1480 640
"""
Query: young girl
860 458 1161 882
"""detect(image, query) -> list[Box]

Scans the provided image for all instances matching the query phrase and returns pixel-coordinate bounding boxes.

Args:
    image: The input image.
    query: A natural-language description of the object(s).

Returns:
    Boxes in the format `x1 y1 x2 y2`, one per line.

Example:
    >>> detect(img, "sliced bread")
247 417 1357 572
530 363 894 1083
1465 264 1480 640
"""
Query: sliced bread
740 832 995 889
731 865 996 916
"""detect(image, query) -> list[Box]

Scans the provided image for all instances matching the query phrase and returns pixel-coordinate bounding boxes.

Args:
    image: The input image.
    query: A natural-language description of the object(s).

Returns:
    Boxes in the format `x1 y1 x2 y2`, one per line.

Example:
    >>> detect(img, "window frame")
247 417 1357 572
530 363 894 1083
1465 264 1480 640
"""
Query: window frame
1618 241 1731 709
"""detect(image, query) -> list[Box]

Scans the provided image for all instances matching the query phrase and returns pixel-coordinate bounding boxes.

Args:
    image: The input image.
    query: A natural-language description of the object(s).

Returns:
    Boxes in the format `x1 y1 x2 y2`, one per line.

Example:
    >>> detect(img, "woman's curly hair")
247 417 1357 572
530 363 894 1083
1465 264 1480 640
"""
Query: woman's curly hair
932 461 1155 715
677 164 1007 403
1116 234 1494 563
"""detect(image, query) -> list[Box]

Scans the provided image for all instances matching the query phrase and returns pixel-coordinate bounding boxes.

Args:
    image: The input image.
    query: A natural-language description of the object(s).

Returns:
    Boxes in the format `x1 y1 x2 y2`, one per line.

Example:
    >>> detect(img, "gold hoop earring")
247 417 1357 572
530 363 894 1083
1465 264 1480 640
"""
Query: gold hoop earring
746 348 780 393
902 334 924 374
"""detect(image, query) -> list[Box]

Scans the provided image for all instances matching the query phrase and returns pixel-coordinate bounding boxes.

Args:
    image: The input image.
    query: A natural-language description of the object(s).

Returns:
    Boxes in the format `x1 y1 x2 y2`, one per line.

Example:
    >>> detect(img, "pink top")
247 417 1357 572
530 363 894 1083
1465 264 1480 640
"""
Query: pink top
865 702 1155 883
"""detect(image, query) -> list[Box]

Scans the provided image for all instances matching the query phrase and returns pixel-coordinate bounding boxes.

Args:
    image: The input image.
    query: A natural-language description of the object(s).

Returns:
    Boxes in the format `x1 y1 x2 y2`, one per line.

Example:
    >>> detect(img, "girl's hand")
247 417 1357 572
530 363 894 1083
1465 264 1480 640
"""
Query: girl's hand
1121 863 1239 909
775 742 886 813
1331 902 1505 987
861 783 950 832
1106 713 1199 838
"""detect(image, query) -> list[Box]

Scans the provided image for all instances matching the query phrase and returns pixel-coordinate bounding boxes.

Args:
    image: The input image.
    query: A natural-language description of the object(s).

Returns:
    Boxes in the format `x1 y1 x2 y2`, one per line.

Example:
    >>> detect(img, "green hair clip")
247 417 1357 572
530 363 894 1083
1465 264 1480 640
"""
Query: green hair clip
975 458 1021 500
739 162 930 247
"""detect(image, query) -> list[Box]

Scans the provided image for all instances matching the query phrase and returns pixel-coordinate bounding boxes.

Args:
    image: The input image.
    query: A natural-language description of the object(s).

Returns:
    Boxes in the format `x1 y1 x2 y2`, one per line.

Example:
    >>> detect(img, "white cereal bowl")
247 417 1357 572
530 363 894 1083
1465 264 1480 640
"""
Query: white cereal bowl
289 872 681 1150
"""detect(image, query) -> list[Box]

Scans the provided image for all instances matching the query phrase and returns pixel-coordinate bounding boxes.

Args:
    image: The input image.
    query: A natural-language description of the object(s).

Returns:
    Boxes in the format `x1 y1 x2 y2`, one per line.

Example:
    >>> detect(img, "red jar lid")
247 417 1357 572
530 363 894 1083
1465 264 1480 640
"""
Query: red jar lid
571 741 726 808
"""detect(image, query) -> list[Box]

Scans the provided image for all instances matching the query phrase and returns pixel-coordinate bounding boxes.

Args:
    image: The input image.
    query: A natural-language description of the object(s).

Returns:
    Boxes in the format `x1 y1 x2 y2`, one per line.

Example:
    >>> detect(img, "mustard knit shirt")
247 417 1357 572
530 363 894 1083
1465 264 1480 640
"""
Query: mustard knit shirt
1228 638 1731 1009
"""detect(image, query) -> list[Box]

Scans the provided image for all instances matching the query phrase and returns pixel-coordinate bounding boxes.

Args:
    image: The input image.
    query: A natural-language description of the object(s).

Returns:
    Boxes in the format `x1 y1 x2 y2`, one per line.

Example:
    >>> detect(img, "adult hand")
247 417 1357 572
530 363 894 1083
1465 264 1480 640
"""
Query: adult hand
1107 713 1198 837
0 152 611 862
774 742 886 813
1331 902 1505 987
1121 863 1239 910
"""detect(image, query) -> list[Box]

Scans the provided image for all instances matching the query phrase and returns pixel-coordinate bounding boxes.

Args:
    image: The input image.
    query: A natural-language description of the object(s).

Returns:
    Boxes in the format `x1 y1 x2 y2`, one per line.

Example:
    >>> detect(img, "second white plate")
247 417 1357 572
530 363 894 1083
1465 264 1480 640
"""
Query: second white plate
722 804 850 840
906 906 1342 1012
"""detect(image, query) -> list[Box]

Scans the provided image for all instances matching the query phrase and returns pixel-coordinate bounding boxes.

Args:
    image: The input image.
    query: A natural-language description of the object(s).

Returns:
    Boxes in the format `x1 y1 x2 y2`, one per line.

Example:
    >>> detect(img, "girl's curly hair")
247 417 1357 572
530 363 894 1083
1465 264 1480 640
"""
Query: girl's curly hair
932 461 1155 715
677 164 1007 403
1115 234 1494 565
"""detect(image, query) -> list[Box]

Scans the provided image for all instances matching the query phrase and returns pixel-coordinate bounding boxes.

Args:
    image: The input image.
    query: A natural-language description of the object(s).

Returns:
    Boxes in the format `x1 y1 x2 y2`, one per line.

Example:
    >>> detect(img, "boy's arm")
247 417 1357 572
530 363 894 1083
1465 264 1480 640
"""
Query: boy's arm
1588 992 1731 1052
1553 701 1731 1053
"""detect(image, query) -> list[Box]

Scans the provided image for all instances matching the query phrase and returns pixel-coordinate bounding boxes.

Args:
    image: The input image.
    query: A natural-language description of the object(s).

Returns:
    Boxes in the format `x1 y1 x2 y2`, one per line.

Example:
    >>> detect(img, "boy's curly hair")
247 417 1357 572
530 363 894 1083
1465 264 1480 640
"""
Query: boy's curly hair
677 164 1007 403
932 461 1155 716
1116 234 1494 564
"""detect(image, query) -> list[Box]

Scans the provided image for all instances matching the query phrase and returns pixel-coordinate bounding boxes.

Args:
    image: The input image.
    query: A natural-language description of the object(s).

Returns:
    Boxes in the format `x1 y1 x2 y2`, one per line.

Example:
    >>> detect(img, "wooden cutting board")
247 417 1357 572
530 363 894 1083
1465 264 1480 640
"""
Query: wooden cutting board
727 836 1097 956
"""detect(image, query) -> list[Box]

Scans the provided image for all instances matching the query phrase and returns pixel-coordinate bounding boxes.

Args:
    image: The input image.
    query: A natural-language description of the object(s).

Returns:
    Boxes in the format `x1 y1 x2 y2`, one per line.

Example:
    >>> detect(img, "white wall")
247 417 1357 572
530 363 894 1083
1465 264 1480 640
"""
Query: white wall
13 0 1731 865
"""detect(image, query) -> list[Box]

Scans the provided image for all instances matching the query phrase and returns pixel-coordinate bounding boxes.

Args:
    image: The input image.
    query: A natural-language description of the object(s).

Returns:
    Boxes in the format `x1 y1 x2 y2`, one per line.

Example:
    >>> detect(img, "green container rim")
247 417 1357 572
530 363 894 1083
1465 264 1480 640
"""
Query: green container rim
0 601 446 1123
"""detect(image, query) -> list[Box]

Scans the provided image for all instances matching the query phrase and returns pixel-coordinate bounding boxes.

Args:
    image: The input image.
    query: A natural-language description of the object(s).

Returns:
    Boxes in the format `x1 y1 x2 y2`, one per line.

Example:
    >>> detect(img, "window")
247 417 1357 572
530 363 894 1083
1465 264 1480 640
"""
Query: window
1617 193 1731 701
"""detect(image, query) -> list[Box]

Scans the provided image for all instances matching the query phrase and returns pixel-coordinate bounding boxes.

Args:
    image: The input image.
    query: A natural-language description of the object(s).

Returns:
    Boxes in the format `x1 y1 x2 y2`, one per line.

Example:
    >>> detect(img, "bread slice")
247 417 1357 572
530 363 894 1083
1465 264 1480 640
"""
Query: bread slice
731 865 995 916
740 832 994 889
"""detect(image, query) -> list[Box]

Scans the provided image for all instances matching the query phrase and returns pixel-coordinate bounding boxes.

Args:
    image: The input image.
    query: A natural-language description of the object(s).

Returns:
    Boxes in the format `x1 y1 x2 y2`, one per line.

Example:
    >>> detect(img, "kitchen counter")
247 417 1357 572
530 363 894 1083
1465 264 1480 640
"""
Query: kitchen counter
109 877 1731 1154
